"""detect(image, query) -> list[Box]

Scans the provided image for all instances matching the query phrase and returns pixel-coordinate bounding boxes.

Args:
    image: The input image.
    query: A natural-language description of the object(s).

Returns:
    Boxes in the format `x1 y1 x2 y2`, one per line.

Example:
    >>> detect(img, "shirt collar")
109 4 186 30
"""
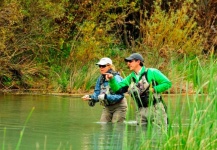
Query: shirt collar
134 67 145 80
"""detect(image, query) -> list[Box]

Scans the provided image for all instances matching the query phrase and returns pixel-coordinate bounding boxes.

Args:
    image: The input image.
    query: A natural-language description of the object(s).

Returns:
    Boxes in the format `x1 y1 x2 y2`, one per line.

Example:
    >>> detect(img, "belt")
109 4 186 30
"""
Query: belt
107 99 123 106
139 98 160 108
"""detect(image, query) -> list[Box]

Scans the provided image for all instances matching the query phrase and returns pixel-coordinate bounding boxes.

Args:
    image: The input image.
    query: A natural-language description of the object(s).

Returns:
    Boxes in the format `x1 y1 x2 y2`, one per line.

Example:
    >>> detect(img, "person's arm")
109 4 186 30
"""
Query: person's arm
108 74 131 93
89 77 101 101
81 76 101 107
149 68 172 93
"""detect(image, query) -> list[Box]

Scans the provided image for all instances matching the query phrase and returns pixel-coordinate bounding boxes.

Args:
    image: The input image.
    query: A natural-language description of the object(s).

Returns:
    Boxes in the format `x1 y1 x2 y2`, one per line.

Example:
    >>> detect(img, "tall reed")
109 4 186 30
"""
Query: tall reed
120 54 217 149
15 107 35 150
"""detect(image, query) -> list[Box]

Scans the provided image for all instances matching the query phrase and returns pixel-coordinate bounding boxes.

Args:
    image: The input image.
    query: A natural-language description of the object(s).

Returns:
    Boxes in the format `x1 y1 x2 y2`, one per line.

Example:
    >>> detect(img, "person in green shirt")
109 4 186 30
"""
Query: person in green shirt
105 53 172 126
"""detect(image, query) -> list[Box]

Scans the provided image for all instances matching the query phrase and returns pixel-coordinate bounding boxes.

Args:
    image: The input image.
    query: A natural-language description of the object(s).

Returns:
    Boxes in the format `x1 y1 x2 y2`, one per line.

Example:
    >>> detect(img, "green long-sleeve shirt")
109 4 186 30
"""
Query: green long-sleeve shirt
109 66 172 93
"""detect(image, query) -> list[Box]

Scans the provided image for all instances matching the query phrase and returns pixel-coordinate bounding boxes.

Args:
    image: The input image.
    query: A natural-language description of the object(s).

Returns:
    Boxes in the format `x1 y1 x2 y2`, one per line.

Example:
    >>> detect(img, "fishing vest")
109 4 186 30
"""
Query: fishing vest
99 71 121 106
128 69 162 108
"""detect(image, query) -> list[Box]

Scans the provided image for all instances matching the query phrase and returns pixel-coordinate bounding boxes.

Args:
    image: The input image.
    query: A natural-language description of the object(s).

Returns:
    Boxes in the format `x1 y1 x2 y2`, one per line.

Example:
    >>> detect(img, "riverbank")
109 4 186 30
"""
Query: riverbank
0 89 93 96
0 86 198 97
0 80 198 96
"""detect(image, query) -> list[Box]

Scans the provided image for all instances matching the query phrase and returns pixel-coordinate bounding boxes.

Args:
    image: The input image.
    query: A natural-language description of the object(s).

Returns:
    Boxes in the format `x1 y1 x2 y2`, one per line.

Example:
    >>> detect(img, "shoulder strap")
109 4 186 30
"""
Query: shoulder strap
132 76 136 83
100 75 105 85
139 68 148 81
131 68 149 83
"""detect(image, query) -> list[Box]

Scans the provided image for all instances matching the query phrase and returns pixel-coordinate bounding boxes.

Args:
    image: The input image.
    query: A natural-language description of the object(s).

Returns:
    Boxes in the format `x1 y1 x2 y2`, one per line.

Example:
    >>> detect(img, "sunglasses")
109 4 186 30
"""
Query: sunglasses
99 65 107 68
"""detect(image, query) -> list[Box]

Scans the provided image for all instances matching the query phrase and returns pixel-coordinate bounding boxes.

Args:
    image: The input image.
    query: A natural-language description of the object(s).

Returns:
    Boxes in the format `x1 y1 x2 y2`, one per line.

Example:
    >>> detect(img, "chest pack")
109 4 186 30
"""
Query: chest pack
128 69 161 108
99 70 120 106
129 70 150 95
99 71 117 95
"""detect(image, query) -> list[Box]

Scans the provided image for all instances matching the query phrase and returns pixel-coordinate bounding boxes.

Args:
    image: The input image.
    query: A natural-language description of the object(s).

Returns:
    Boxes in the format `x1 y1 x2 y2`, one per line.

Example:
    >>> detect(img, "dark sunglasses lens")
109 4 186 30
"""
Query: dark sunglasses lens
99 65 106 68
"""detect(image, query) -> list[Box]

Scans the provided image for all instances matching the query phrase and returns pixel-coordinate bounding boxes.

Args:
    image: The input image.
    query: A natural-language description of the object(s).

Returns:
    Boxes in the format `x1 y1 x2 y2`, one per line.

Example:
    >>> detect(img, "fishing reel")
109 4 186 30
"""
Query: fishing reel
88 99 96 107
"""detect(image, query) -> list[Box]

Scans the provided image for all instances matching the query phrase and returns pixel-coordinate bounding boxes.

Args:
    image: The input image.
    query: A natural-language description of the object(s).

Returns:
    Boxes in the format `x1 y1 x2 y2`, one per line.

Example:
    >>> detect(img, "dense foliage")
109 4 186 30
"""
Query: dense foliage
0 0 216 92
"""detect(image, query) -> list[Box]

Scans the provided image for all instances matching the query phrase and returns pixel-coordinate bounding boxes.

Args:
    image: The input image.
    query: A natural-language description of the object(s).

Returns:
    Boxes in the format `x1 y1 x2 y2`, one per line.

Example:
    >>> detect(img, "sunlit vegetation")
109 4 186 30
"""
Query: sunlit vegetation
0 0 216 93
1 1 216 149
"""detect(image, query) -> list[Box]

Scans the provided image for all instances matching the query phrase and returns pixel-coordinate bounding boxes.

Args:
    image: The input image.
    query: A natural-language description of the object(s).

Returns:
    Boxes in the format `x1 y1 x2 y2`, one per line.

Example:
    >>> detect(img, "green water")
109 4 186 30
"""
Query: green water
0 94 204 150
0 95 102 149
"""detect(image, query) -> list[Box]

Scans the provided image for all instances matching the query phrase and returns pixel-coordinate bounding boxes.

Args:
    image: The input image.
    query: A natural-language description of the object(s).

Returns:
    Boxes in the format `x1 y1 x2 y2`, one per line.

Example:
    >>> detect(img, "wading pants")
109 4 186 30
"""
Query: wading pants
100 98 128 123
136 102 167 127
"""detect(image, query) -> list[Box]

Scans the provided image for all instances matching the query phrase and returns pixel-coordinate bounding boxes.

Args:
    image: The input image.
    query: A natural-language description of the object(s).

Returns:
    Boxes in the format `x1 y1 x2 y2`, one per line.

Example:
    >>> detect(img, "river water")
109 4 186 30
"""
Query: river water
0 94 205 150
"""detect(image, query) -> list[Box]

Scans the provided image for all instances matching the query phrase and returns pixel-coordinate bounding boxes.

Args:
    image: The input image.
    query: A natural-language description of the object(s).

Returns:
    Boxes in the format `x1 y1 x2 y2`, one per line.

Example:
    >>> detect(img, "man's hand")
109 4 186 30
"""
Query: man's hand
104 73 114 80
81 95 91 101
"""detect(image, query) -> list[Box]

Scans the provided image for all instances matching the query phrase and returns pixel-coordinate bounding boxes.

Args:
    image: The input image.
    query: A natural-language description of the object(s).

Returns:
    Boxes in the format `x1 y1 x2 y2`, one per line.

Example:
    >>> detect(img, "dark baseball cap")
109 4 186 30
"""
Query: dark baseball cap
124 53 144 62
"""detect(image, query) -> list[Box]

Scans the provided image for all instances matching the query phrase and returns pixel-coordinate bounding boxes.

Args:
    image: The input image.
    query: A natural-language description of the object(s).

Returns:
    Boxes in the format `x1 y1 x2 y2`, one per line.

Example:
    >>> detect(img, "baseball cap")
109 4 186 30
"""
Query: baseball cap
96 57 112 65
124 53 144 62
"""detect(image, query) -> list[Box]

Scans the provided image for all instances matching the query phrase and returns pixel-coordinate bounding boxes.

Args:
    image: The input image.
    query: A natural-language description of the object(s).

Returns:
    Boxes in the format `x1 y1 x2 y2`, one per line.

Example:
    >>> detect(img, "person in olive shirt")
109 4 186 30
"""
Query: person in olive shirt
105 53 172 127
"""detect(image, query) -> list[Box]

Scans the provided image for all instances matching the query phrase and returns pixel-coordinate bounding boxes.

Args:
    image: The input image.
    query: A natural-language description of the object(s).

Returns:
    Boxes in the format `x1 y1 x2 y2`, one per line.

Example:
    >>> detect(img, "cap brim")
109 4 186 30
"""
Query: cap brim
124 57 133 62
96 63 105 65
96 62 107 65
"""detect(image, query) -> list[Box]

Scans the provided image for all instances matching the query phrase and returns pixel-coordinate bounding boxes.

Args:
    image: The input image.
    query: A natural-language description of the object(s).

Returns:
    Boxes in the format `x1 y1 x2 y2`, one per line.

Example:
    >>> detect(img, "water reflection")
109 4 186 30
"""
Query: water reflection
84 123 126 150
82 121 168 150
0 94 205 150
